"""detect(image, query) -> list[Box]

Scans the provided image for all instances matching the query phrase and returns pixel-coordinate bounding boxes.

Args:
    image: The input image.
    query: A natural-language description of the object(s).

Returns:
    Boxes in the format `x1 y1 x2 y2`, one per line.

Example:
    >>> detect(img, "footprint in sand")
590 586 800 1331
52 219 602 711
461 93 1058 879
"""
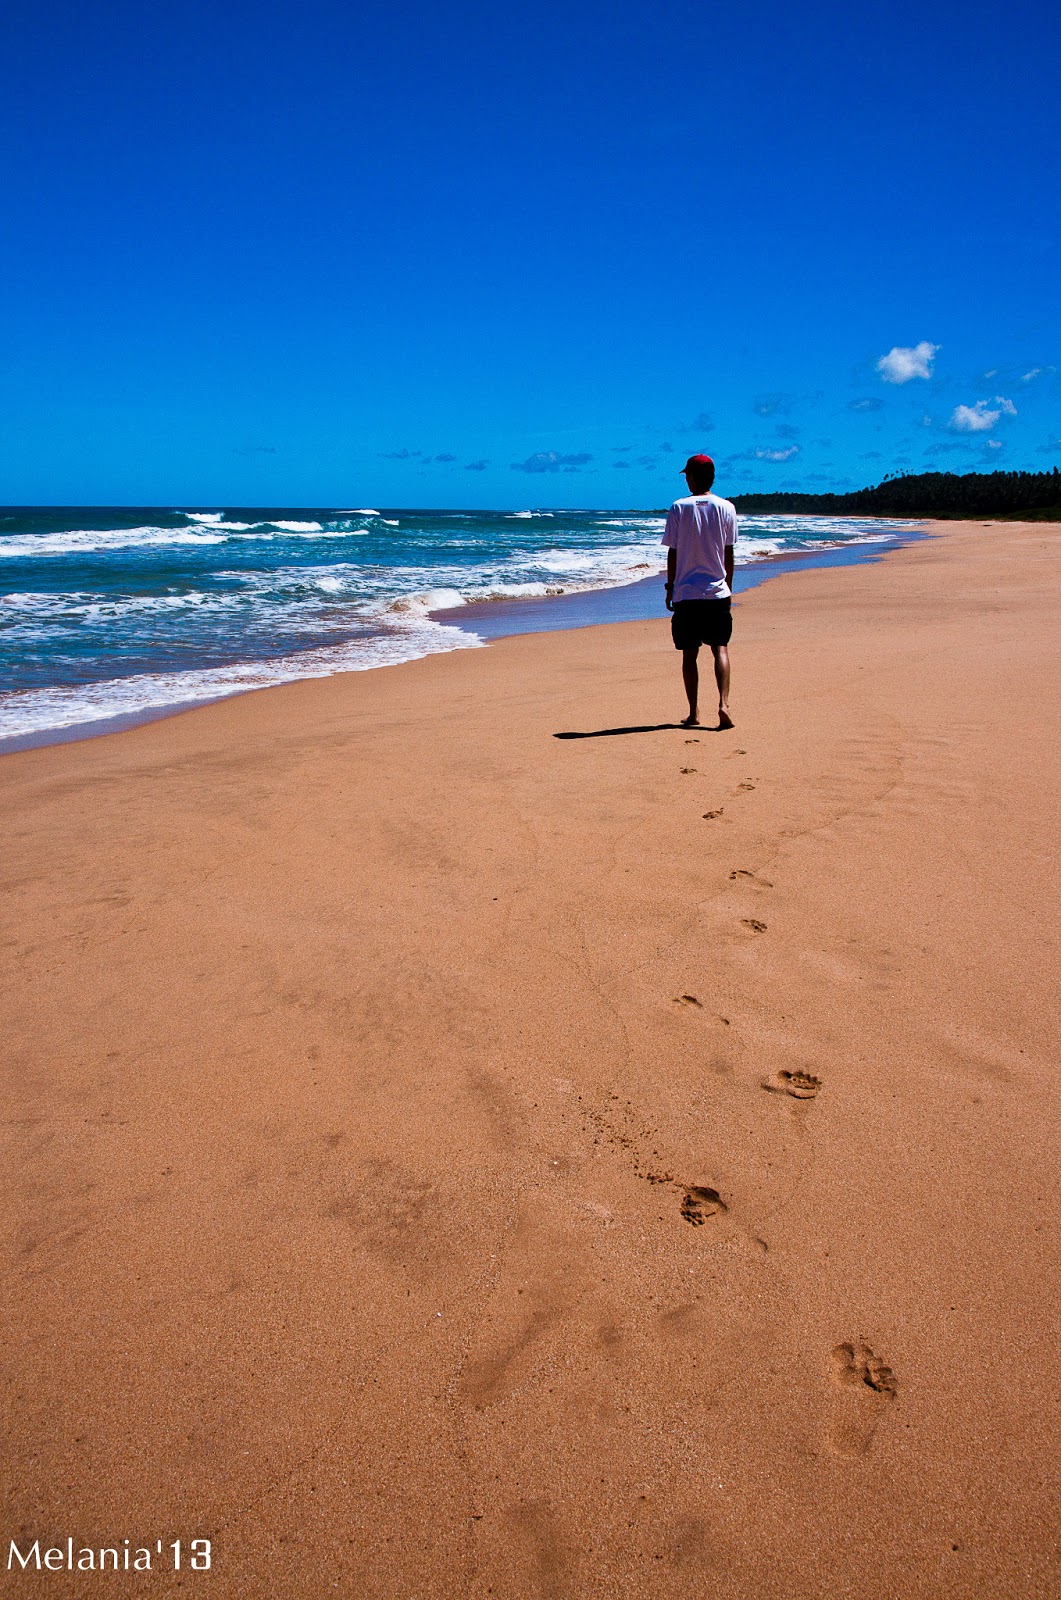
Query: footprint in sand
703 808 724 820
730 868 773 887
674 994 703 1008
685 738 700 744
764 1070 822 1099
736 781 756 793
680 1186 728 1226
741 918 768 934
828 1341 897 1456
680 767 697 774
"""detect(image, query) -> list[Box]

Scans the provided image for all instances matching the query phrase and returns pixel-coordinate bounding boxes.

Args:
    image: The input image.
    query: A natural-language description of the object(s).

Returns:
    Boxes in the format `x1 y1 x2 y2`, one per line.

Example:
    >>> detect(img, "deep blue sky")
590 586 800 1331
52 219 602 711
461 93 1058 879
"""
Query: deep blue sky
2 0 1058 507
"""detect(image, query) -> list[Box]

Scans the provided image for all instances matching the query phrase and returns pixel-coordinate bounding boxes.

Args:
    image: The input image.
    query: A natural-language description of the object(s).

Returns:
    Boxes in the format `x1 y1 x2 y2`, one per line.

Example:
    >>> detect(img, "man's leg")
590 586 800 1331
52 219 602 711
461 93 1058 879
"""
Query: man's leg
711 645 733 729
681 646 700 726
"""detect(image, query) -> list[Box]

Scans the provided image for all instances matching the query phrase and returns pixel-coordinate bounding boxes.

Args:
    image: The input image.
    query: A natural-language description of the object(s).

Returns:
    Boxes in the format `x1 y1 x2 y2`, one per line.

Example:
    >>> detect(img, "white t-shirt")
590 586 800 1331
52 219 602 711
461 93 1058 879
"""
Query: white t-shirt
662 493 738 601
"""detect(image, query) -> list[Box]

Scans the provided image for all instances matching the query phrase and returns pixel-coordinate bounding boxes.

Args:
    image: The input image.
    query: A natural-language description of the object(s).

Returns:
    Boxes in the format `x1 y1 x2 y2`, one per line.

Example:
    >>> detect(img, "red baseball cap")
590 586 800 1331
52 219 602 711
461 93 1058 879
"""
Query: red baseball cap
682 453 714 473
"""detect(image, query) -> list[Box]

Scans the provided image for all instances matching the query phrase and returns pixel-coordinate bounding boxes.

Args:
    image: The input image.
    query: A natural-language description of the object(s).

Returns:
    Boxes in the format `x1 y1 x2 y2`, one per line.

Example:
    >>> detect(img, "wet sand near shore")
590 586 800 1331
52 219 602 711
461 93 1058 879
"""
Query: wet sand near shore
2 520 1058 1598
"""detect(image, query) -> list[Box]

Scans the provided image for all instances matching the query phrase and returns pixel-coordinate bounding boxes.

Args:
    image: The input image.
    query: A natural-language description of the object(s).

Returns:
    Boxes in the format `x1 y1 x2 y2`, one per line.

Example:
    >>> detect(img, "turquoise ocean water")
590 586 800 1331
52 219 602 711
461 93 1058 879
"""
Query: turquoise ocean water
0 506 912 744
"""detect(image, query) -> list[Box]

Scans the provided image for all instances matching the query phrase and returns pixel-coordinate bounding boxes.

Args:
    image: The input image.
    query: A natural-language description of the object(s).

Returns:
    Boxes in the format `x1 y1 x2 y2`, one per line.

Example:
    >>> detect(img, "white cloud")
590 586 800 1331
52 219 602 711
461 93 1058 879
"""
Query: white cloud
1021 368 1042 381
755 445 799 462
986 439 1003 450
949 404 997 432
948 396 1017 432
877 341 939 383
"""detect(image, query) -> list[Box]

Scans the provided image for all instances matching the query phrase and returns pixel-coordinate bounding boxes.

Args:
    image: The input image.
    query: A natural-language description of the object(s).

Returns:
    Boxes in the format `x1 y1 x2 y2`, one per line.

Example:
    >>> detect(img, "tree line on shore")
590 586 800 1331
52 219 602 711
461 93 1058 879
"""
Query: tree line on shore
729 468 1061 519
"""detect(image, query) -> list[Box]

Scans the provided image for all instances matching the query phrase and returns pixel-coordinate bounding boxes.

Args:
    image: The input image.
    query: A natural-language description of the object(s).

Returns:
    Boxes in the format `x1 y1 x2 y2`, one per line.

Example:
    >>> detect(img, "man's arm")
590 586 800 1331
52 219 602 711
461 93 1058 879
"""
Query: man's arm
666 547 677 610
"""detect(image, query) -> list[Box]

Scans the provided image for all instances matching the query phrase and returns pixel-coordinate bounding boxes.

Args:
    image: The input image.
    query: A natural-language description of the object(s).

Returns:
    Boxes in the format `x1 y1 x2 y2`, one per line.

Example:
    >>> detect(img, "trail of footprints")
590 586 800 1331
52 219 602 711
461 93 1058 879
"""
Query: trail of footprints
685 736 770 925
598 760 897 1451
665 989 895 1453
686 748 754 819
583 1006 894 1454
588 983 825 1233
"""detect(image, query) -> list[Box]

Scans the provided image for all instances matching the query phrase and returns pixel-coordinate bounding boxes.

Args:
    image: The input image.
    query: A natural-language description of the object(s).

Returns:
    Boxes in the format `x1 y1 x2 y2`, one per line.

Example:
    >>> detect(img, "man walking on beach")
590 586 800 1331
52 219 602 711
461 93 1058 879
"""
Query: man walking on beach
663 453 736 729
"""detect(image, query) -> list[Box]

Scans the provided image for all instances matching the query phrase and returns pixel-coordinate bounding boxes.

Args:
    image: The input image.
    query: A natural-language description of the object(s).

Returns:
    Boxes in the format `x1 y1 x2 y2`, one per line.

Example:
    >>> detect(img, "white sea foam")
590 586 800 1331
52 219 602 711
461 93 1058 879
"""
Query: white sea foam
269 524 360 539
455 582 556 603
181 512 279 531
176 516 259 531
384 587 466 614
733 527 899 562
0 617 484 738
739 514 909 539
0 520 376 558
0 526 230 558
183 512 329 533
1 588 231 624
533 541 659 577
335 539 667 613
599 517 664 528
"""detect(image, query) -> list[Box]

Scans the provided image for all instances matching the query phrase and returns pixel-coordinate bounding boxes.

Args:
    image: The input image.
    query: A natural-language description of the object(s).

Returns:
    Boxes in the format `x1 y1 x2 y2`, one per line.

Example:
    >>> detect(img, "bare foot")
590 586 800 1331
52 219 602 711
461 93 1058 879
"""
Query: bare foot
681 714 700 728
718 707 734 730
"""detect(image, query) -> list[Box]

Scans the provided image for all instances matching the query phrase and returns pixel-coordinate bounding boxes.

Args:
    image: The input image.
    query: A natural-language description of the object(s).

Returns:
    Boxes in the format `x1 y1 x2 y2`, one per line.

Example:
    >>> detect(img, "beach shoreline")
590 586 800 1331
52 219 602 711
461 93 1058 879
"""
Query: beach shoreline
2 519 1058 1599
0 519 927 756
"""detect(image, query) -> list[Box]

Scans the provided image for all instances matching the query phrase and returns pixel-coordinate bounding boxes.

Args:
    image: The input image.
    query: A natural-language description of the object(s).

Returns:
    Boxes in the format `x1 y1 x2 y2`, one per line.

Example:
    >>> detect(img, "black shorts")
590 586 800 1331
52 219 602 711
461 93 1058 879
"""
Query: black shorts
671 598 733 650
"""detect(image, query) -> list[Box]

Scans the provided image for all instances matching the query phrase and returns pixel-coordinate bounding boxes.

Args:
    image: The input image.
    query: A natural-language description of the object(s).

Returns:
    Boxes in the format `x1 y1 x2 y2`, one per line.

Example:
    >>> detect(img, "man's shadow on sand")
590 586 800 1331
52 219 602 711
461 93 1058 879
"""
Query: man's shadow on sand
554 723 730 739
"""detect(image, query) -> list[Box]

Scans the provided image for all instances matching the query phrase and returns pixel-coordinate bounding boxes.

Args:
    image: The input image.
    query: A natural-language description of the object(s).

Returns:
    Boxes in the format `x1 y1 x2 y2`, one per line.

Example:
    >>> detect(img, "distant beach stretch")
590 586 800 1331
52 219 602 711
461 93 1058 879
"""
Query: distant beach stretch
2 521 1058 1598
0 505 911 745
